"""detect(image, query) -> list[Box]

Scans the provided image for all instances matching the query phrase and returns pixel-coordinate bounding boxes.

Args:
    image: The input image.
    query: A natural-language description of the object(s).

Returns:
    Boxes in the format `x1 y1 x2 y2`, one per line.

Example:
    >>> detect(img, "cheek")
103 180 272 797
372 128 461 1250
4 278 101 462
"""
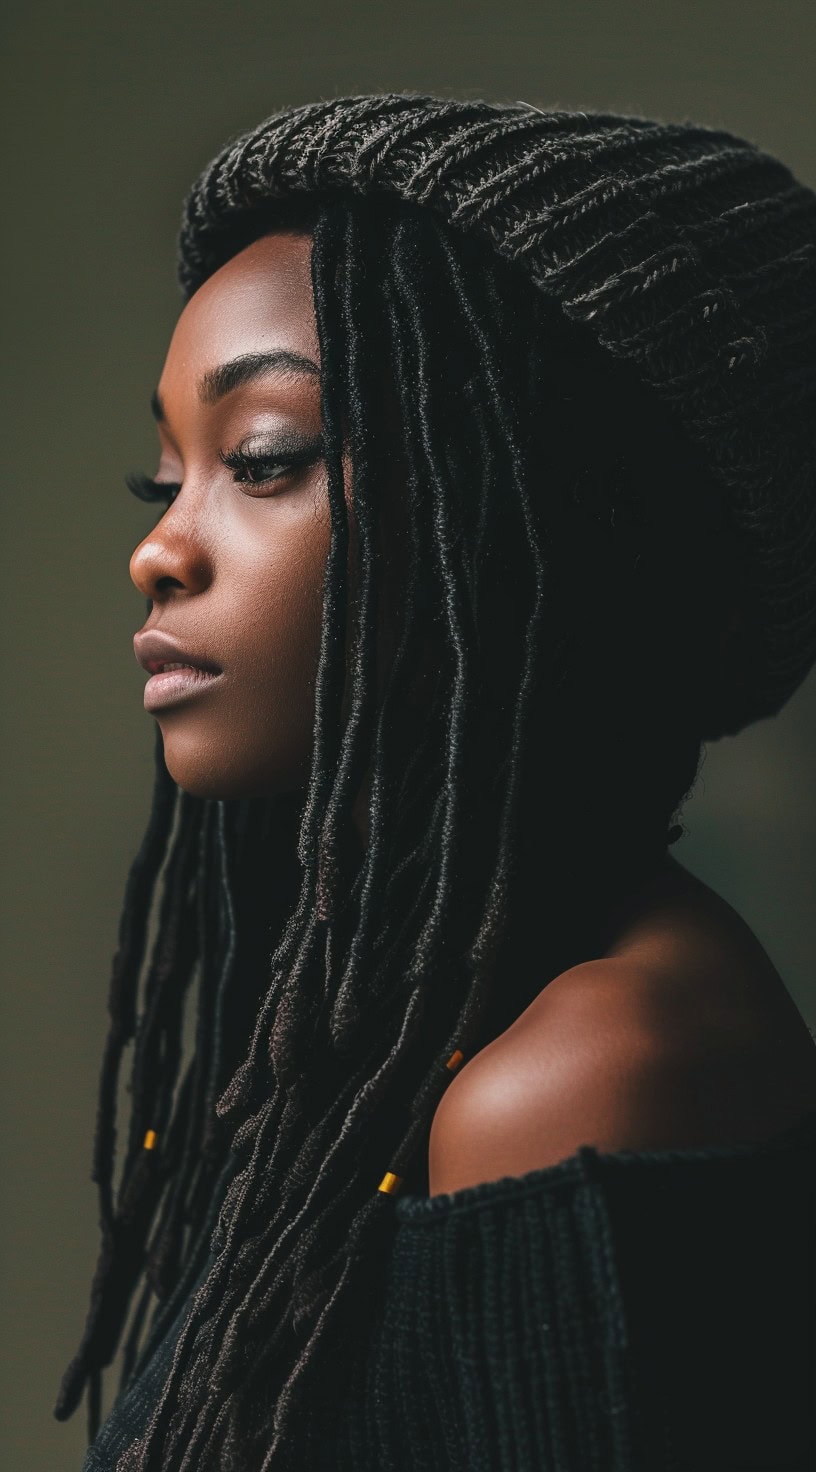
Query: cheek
160 501 334 801
243 523 330 732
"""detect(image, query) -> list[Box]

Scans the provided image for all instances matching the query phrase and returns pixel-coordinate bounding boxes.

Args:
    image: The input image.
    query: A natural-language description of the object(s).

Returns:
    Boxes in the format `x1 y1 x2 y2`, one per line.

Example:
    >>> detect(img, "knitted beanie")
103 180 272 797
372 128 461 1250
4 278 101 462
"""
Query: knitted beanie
176 93 816 739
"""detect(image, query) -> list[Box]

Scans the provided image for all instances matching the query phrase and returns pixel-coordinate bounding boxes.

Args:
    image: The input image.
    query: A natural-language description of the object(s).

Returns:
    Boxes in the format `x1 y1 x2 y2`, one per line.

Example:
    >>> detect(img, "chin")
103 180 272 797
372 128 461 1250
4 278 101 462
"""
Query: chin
158 726 308 801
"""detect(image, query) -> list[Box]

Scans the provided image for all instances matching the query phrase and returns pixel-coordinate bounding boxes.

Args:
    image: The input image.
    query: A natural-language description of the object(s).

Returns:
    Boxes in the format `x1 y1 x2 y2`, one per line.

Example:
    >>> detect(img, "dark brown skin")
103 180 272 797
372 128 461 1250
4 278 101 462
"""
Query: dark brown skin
129 229 816 1200
131 231 335 801
429 855 816 1194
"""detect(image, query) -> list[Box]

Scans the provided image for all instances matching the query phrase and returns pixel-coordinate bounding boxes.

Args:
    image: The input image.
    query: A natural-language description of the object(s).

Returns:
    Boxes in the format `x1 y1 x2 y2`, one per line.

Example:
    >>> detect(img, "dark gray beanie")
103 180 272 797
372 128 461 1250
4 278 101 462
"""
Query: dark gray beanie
177 93 816 739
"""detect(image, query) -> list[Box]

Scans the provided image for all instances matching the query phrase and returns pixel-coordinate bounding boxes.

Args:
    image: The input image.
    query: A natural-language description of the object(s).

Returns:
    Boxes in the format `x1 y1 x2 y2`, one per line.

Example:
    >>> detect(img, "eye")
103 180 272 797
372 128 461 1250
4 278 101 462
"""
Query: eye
219 433 324 492
124 471 180 505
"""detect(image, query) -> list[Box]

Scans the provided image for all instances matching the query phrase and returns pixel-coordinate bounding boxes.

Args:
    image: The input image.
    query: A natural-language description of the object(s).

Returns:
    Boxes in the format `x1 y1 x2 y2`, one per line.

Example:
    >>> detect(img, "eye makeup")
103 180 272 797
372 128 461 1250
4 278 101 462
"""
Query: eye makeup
218 430 325 491
125 431 325 505
125 470 181 505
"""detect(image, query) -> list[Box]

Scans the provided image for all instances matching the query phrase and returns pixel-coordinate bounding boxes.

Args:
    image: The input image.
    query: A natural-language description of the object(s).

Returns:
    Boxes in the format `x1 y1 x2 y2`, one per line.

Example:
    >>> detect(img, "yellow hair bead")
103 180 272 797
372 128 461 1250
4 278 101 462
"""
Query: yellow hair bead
376 1050 463 1198
377 1171 403 1195
143 1129 158 1151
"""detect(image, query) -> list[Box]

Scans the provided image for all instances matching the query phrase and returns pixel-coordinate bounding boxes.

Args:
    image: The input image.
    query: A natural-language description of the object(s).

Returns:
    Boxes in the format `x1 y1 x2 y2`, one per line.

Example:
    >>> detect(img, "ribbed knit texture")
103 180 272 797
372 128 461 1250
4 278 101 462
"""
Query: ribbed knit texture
176 93 816 738
83 1104 816 1472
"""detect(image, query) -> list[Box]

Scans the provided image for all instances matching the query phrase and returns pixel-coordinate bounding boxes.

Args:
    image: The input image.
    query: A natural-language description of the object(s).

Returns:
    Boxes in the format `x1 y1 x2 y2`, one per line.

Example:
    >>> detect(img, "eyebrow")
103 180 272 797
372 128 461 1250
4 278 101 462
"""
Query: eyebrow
149 349 320 423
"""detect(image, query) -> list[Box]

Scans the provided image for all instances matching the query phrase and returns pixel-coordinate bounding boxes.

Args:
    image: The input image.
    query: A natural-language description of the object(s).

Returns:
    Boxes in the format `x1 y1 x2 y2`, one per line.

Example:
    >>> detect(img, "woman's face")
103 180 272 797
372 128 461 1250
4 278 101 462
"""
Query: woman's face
130 230 359 802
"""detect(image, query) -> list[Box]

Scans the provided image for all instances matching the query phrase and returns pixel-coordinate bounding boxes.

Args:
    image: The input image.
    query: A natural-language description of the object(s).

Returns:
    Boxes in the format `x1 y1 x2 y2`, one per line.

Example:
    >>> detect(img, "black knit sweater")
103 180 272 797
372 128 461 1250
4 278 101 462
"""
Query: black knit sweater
82 1105 816 1471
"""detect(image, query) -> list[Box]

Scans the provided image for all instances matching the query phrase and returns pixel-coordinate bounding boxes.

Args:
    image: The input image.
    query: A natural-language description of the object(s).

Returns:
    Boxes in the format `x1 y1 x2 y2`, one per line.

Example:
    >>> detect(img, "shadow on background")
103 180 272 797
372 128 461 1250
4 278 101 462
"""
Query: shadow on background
2 2 815 1465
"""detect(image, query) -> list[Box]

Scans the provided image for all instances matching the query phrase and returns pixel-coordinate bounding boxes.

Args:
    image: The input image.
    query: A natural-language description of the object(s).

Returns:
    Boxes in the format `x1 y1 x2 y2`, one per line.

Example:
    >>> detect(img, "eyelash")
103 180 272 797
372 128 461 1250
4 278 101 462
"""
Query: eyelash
219 442 322 486
124 441 323 506
124 470 180 505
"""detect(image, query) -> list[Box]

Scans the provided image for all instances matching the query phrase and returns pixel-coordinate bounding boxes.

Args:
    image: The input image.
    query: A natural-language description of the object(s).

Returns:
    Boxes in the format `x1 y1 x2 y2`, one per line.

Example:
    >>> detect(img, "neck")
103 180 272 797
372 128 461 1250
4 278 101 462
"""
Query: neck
462 827 671 1050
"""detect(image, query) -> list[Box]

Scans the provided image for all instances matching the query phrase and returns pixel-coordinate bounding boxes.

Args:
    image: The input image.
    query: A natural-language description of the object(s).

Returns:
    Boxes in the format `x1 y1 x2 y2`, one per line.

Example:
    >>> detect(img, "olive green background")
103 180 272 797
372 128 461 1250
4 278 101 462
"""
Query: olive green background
3 1 816 1465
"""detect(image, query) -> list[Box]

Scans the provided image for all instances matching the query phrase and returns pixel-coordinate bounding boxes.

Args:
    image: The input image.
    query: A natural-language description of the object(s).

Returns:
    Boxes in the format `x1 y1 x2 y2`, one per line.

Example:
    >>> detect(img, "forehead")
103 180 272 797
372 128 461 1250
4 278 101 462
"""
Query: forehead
163 230 319 374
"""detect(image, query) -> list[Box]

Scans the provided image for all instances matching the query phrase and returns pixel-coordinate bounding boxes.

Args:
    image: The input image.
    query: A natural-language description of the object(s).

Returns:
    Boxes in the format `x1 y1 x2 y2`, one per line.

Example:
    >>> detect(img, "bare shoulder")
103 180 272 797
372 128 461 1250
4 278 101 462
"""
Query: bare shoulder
428 957 698 1197
428 870 816 1197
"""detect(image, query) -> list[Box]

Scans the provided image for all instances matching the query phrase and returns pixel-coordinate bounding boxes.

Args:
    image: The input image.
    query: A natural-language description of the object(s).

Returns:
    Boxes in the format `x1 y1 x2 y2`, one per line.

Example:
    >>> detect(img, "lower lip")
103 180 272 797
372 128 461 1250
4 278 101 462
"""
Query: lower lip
143 666 223 711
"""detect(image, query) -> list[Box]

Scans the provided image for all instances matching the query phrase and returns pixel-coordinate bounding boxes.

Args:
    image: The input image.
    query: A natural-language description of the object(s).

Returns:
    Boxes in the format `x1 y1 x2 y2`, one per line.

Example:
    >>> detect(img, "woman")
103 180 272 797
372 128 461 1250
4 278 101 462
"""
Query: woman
56 94 816 1470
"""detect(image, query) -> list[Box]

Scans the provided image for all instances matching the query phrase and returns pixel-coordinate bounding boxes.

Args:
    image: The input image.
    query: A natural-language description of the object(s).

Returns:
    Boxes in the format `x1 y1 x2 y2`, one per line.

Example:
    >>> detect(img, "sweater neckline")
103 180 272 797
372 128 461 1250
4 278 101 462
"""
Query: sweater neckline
396 1100 816 1221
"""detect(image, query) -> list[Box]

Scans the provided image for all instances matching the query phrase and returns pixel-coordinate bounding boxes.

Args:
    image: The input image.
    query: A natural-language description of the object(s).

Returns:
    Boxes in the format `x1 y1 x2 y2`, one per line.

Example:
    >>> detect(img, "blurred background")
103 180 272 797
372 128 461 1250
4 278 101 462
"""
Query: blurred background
3 1 816 1465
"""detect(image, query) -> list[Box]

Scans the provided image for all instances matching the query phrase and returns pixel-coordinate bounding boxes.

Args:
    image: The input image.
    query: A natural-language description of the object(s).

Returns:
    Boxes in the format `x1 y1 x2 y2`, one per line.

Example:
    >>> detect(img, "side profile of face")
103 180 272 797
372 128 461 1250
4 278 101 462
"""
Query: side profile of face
131 231 365 804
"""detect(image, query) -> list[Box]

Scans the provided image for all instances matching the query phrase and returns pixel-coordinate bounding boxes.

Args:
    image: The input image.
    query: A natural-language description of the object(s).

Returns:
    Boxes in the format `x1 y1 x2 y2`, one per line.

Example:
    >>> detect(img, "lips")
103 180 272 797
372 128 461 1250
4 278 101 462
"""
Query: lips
133 628 223 676
134 628 224 715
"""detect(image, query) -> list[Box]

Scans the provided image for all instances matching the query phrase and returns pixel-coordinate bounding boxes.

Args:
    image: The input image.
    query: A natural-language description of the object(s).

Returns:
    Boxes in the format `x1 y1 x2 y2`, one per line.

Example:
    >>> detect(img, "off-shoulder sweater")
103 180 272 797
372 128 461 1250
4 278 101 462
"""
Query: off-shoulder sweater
81 1104 816 1471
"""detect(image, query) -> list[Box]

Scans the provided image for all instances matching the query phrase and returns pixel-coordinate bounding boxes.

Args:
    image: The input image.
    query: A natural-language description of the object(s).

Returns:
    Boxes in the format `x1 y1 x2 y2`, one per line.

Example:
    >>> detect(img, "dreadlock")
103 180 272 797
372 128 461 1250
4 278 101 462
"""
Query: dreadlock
55 190 726 1468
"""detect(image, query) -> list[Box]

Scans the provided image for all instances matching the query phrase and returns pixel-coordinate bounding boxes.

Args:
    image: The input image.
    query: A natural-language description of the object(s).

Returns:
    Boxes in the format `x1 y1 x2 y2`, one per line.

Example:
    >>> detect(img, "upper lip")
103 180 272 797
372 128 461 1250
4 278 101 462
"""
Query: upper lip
133 628 223 676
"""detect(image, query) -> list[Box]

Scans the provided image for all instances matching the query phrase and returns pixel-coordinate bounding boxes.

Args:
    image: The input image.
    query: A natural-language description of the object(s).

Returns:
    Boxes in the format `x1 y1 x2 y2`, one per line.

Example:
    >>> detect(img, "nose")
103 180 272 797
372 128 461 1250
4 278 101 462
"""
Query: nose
129 512 212 602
